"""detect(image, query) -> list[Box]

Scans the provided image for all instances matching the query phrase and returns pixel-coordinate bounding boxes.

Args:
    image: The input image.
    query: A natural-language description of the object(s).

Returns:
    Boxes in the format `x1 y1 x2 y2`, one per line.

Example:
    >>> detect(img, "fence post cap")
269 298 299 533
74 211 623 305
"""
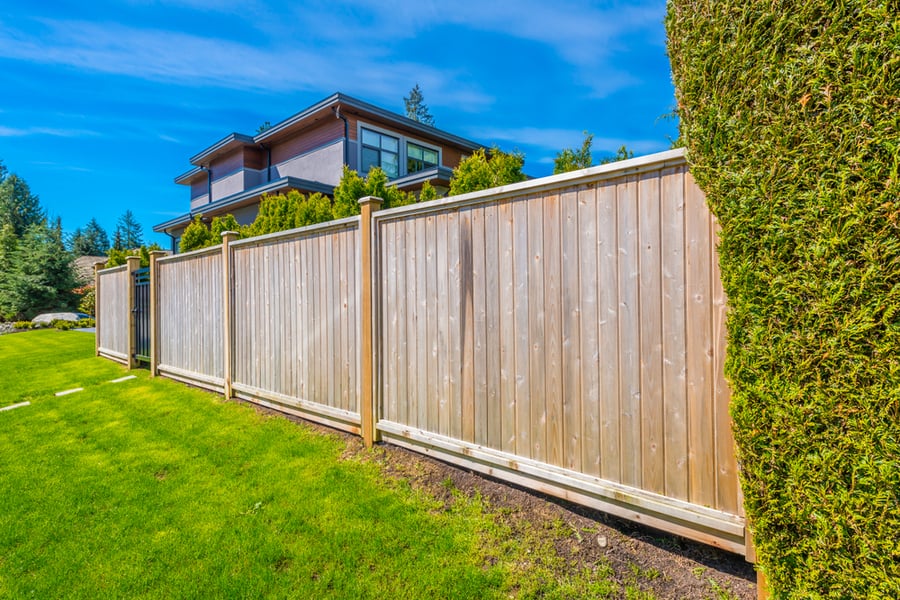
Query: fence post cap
149 250 167 257
125 255 141 265
358 196 383 207
220 230 240 243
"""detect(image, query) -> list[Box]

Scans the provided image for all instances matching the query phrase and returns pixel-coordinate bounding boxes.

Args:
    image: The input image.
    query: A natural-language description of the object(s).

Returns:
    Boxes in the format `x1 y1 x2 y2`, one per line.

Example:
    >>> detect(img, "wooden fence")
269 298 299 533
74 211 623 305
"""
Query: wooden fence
95 263 130 363
96 148 749 557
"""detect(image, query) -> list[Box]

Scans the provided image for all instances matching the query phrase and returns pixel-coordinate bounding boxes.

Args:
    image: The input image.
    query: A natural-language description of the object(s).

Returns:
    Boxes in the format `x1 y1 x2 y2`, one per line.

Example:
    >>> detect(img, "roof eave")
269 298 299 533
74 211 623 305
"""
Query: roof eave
153 176 335 233
189 133 256 166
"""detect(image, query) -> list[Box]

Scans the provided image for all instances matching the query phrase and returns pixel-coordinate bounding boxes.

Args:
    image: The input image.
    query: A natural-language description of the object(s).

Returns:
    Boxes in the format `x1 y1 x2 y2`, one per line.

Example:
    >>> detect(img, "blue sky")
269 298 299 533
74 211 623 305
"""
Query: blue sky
0 0 677 247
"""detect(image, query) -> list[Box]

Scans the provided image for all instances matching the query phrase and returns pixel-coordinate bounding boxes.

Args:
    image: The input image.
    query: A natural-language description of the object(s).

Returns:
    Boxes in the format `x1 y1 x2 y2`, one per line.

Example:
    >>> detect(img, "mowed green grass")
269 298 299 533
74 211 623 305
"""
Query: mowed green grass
0 329 125 407
0 330 621 599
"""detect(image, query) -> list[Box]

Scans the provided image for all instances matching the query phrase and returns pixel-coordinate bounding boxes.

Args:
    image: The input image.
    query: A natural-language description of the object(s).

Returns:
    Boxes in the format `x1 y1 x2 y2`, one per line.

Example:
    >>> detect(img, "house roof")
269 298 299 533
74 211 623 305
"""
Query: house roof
184 92 483 172
153 176 334 233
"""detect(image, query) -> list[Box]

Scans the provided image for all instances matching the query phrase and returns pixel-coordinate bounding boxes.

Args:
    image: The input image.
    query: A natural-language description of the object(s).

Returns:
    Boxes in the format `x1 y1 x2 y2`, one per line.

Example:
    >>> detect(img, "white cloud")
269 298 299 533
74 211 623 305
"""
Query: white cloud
29 161 93 172
0 125 100 138
472 125 669 154
0 19 493 111
293 0 664 98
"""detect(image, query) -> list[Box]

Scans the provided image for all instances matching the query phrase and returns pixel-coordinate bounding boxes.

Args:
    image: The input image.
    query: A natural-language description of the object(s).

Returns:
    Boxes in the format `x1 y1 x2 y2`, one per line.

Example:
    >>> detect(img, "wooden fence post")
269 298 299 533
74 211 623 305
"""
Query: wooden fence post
149 250 167 377
745 527 769 599
359 196 383 447
125 255 141 370
221 231 239 399
93 261 105 357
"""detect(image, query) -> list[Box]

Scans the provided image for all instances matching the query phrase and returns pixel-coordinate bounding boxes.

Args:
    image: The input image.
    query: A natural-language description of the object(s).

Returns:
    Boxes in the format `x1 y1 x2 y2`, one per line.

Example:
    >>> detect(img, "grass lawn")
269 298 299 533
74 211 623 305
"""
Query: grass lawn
0 330 623 599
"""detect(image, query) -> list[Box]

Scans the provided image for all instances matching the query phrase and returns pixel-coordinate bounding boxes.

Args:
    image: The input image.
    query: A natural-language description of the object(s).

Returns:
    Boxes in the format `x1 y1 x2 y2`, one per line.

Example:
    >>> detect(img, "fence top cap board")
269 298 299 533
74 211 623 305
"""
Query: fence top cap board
374 147 687 221
98 264 128 274
157 243 223 263
230 215 361 249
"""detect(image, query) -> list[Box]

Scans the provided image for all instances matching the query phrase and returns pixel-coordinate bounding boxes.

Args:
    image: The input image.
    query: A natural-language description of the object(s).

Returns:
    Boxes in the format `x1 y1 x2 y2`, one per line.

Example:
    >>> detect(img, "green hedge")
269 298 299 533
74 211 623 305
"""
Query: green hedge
667 2 899 596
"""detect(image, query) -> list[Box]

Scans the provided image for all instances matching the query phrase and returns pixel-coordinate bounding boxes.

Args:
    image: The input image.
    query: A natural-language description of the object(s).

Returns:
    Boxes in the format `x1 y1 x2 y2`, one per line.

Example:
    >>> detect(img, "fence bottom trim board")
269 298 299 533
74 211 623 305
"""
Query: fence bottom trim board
231 382 361 433
99 349 128 364
377 420 746 555
158 364 225 394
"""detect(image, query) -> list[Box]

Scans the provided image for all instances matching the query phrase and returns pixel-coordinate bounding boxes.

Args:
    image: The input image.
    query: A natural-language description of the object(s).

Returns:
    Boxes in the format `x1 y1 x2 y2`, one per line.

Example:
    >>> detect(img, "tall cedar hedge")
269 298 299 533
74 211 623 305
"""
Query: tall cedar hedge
666 2 899 596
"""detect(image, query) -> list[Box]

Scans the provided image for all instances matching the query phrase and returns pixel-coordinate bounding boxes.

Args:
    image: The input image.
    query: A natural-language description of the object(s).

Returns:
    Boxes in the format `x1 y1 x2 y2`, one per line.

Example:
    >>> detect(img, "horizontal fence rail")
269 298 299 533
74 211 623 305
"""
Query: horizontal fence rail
97 148 748 557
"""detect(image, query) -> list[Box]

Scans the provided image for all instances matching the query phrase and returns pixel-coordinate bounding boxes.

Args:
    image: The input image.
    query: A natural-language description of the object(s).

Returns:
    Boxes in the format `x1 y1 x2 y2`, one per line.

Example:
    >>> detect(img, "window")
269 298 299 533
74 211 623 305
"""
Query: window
361 128 399 178
407 142 439 174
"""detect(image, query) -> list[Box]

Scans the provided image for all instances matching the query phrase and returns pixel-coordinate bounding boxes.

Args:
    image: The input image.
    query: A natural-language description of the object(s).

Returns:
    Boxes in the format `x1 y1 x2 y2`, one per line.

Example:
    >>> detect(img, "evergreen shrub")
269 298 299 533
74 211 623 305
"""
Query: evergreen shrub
667 1 899 595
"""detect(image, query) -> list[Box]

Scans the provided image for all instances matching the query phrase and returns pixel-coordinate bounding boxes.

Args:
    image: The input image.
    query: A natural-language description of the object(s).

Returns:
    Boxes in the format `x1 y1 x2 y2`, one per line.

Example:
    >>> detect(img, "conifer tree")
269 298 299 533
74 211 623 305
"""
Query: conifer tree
403 84 435 126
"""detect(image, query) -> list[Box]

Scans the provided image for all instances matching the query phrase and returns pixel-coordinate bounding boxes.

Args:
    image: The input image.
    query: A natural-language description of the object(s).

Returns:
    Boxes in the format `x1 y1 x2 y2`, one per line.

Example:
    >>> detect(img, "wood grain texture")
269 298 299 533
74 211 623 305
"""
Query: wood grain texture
638 172 665 495
660 166 689 501
684 170 716 507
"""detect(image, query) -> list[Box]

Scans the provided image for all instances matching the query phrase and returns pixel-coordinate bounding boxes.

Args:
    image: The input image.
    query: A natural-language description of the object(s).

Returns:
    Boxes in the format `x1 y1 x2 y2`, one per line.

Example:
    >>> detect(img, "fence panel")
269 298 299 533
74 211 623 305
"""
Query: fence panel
374 150 744 553
97 265 129 362
156 247 224 391
230 218 361 433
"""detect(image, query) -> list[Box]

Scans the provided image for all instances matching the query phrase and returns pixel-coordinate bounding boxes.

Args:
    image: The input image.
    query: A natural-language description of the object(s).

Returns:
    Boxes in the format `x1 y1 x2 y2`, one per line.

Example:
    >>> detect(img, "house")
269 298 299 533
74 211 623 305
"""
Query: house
153 92 484 250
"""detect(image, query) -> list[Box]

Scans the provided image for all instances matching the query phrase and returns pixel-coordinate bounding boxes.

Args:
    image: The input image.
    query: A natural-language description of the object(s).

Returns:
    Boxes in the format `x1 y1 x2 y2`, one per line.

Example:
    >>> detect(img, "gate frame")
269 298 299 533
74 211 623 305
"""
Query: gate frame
131 265 151 364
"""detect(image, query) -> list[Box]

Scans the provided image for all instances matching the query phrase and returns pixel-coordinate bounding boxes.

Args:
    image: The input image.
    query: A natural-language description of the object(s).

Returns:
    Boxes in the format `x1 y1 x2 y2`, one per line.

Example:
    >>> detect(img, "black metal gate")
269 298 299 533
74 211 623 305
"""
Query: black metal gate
132 267 151 363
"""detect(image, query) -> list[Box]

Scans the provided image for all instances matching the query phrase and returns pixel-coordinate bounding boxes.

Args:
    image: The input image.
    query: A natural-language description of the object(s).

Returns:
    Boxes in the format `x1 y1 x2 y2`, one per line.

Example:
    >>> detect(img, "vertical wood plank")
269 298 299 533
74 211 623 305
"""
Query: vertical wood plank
661 167 689 500
498 200 517 454
385 222 398 422
512 198 531 458
713 218 739 513
561 188 583 472
448 211 462 440
300 240 310 400
405 218 418 427
528 194 547 462
577 186 601 477
484 203 502 451
436 213 451 437
684 170 716 507
460 209 475 442
597 180 621 482
639 171 665 495
544 192 564 468
416 216 428 430
291 240 300 401
396 220 408 424
425 215 439 432
349 228 358 413
578 186 601 477
472 206 488 445
617 176 642 488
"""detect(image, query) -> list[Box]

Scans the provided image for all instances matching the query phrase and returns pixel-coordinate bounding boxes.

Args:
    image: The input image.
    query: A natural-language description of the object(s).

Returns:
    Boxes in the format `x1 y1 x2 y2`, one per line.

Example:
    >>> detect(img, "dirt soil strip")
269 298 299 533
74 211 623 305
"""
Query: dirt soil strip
242 399 757 599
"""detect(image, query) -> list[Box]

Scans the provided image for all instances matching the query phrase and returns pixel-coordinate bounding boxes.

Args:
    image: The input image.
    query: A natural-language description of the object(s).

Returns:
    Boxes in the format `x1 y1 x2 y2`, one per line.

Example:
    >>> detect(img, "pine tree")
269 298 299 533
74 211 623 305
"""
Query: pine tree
70 218 110 256
0 167 45 236
114 210 143 249
403 84 435 126
0 221 76 319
